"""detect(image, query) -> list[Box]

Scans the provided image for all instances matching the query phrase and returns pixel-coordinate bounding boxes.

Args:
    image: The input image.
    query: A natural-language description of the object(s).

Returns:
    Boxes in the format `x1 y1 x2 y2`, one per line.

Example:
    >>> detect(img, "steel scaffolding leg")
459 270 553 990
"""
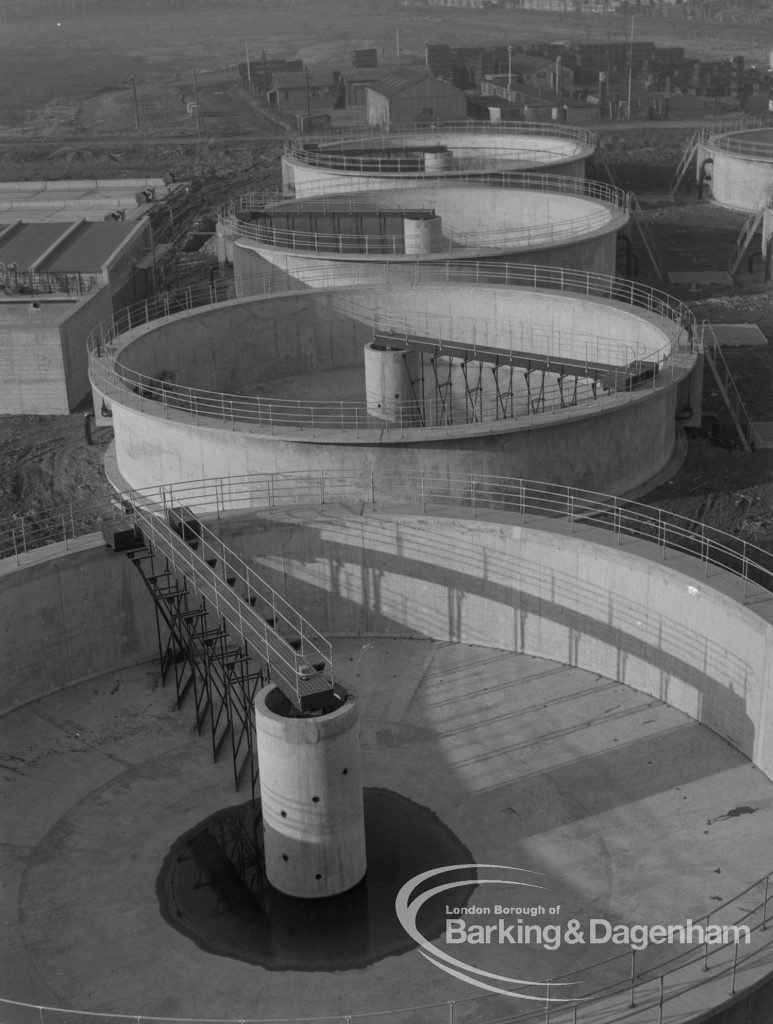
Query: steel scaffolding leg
460 357 483 424
429 355 453 425
492 361 515 420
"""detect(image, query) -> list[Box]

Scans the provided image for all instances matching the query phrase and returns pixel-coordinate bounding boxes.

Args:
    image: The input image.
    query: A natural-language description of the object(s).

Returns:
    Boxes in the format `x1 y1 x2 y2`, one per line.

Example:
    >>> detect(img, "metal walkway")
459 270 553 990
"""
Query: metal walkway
107 498 336 716
374 330 658 389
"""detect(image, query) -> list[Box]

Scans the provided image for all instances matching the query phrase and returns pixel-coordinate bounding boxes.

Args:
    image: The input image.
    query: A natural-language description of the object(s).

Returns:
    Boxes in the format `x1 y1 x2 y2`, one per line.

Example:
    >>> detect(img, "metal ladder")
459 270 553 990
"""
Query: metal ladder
728 207 765 278
702 321 758 451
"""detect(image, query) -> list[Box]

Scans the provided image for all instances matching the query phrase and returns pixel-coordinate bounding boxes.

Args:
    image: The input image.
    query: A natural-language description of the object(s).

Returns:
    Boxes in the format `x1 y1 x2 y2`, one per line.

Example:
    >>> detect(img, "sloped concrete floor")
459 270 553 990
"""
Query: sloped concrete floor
2 639 773 1021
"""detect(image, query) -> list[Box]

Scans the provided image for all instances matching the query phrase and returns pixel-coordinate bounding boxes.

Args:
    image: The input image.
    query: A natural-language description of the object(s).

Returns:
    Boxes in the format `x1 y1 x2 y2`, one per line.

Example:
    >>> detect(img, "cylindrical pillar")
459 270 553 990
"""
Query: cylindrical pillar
255 686 366 898
403 214 442 254
424 149 452 172
364 342 423 423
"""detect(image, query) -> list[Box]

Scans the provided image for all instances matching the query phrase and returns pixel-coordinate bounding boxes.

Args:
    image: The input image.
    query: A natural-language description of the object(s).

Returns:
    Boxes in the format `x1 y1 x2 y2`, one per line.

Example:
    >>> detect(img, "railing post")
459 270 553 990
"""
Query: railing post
763 874 770 930
629 949 636 1007
658 974 664 1024
703 914 711 971
731 938 739 994
545 979 551 1022
448 1000 455 1024
19 515 26 554
371 470 376 510
61 514 68 550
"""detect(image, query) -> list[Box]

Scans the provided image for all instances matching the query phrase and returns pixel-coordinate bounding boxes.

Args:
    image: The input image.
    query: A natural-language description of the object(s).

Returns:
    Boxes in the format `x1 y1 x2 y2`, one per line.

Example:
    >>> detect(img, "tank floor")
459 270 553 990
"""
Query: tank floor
2 639 772 1019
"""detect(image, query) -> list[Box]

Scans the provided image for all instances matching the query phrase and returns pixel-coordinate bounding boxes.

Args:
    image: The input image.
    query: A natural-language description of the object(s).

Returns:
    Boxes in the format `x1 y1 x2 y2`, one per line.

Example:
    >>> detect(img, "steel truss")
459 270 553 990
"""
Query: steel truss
429 355 453 425
460 356 483 423
128 546 265 805
491 360 515 420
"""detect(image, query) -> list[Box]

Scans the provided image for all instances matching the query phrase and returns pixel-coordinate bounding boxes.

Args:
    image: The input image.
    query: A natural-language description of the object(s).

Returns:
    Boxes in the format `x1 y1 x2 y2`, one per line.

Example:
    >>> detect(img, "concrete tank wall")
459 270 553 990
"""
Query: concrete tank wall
284 155 589 197
233 227 621 289
708 132 773 211
215 511 773 780
108 377 679 498
0 539 158 715
116 293 371 391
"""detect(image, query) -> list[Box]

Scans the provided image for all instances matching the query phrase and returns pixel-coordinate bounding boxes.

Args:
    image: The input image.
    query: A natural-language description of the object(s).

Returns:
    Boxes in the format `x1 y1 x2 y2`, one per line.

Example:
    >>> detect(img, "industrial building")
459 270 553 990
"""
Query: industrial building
363 66 468 127
0 217 153 414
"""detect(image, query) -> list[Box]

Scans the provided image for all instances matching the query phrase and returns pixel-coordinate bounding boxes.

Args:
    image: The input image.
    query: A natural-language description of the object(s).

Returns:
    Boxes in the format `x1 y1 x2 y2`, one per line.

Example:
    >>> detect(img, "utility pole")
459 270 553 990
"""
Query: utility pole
304 65 312 130
245 42 252 92
626 14 635 121
555 56 563 123
396 28 401 65
192 67 202 136
130 72 140 131
508 44 512 93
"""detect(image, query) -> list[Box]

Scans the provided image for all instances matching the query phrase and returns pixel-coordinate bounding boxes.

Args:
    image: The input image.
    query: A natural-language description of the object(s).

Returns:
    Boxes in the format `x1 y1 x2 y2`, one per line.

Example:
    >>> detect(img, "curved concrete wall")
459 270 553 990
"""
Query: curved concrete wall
108 381 679 498
101 287 686 496
215 510 773 781
707 130 773 211
284 155 589 196
0 539 158 715
234 230 620 288
115 287 674 386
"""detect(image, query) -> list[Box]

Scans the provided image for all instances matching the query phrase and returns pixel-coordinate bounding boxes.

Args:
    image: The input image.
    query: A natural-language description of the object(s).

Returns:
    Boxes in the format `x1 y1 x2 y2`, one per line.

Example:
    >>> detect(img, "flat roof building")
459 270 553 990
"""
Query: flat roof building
0 217 153 415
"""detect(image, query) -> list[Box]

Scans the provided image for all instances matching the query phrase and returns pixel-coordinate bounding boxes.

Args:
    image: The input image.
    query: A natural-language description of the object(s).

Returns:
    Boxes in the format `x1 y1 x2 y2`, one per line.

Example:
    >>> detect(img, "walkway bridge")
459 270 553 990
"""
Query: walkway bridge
103 492 337 797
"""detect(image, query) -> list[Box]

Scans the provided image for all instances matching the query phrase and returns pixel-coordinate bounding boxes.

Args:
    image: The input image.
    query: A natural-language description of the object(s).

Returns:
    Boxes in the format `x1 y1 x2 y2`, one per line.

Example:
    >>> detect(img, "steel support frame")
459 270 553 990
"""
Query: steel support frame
129 547 267 798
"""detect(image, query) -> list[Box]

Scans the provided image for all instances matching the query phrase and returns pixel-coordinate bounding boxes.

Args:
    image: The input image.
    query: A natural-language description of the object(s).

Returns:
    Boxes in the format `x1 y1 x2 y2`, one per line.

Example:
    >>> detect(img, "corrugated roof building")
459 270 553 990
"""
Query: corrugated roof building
0 218 152 414
365 67 467 127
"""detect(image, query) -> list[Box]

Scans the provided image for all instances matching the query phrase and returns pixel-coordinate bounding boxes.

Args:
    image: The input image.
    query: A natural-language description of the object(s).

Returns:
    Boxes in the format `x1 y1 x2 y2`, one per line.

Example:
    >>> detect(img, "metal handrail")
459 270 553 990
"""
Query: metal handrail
2 469 773 1024
227 171 629 211
128 490 333 705
87 301 691 438
286 119 598 155
82 263 698 352
84 262 696 436
223 208 617 255
703 116 773 158
3 470 770 595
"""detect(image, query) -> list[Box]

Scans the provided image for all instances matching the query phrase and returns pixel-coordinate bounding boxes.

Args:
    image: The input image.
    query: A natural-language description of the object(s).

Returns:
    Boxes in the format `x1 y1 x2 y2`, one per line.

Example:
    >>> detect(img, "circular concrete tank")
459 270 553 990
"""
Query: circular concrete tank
4 484 773 1021
89 264 699 498
281 122 596 197
703 127 773 212
225 177 629 290
255 685 366 898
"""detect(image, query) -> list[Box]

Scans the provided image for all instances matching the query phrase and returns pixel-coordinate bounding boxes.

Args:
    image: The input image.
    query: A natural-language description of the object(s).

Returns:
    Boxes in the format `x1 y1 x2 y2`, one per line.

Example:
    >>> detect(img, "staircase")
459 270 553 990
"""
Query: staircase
728 207 765 278
628 194 666 280
702 322 758 451
670 128 703 196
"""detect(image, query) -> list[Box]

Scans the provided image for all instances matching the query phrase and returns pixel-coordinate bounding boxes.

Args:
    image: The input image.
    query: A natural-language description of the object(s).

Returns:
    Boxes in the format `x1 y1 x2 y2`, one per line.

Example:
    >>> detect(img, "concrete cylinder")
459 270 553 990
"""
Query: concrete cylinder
403 214 441 255
424 149 452 172
255 685 366 898
364 341 422 423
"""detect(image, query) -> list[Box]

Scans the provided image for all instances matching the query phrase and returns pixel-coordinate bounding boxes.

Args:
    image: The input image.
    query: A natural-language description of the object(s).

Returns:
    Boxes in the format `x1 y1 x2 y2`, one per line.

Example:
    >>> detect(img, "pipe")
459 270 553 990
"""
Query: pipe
83 411 95 445
697 157 713 200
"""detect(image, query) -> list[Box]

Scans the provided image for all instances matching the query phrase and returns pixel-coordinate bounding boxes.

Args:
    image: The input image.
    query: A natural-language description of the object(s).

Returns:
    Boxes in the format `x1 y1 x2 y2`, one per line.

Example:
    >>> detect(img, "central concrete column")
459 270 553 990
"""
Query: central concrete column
255 686 366 898
424 149 452 172
403 213 442 254
364 341 423 423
